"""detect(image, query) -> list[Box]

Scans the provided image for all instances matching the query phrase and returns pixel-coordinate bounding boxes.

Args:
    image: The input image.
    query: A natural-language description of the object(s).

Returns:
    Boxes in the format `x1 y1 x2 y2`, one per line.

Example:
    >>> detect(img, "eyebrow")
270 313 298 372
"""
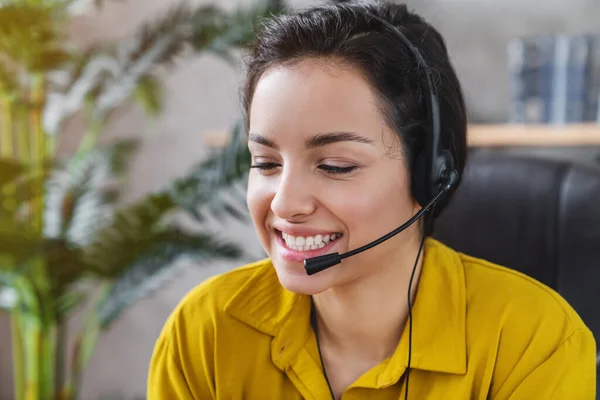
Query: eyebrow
248 131 374 150
248 133 278 149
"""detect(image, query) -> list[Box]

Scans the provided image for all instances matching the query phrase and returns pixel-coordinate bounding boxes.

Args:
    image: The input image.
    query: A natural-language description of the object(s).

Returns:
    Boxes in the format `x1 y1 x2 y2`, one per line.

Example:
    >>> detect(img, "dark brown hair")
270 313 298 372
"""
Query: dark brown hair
242 0 467 226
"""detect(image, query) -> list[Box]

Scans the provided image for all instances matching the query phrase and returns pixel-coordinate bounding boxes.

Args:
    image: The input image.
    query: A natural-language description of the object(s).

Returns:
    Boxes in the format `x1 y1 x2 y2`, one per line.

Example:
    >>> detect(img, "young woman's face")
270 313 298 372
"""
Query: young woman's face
247 59 421 295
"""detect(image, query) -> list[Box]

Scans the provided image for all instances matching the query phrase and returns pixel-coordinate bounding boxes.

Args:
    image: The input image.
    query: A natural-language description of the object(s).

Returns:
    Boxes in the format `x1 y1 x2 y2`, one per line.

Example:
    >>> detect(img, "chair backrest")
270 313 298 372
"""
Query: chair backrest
432 152 600 383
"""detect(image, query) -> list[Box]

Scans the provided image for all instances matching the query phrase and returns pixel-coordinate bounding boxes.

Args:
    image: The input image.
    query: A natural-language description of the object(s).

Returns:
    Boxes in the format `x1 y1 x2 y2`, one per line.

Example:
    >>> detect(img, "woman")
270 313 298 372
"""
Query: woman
148 1 596 399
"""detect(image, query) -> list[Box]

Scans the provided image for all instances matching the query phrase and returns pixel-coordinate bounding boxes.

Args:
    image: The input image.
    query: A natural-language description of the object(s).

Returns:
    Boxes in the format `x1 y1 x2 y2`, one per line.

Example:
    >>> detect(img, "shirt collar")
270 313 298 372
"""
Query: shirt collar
225 238 467 379
376 238 468 382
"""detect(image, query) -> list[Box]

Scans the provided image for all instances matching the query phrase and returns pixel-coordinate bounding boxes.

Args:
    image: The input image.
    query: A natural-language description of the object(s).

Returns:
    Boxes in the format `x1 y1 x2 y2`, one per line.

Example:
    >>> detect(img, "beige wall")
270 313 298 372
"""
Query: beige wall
1 0 600 398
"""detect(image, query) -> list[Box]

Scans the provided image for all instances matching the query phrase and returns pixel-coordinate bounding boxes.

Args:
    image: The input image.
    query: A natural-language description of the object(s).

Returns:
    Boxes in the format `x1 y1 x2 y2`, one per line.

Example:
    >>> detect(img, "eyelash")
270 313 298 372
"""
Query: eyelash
250 163 357 175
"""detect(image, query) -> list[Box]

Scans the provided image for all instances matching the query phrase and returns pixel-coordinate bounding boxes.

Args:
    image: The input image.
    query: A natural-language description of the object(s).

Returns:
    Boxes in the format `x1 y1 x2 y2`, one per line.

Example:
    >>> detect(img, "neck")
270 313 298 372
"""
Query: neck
312 234 425 362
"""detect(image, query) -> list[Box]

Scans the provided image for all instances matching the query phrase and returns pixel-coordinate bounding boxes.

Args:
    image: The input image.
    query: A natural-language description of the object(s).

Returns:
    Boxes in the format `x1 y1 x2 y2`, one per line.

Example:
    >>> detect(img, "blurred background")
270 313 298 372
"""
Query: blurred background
0 0 599 399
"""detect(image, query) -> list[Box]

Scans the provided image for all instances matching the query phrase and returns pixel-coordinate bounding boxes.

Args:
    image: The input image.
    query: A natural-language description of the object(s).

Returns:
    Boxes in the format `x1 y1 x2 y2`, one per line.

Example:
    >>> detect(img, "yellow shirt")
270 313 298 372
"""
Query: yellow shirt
147 238 596 399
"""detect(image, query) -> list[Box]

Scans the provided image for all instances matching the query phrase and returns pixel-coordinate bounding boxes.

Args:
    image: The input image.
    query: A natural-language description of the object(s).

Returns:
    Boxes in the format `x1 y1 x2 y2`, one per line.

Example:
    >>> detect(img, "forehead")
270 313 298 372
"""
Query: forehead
249 59 391 143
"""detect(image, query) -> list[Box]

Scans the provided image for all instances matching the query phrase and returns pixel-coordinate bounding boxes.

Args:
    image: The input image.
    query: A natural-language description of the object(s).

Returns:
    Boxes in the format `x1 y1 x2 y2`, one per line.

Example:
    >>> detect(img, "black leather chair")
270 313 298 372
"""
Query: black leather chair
433 151 600 390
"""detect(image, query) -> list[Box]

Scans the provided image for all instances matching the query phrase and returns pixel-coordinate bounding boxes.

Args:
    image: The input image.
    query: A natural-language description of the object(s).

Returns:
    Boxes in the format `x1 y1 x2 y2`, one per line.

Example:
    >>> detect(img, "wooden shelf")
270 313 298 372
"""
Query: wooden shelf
204 124 600 149
467 124 600 148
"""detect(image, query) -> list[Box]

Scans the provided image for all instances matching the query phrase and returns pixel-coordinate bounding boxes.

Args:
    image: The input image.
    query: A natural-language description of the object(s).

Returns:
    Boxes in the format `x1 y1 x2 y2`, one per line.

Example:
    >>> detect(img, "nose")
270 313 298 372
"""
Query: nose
270 170 316 221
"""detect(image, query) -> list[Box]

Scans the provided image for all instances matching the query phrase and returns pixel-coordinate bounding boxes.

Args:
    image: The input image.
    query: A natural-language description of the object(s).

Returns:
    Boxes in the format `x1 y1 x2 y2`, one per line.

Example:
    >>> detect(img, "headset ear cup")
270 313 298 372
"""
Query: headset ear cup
411 150 429 207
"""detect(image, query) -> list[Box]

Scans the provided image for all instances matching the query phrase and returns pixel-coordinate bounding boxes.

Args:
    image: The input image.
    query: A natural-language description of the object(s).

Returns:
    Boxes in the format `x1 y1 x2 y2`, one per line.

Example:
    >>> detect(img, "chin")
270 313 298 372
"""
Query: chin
272 261 332 295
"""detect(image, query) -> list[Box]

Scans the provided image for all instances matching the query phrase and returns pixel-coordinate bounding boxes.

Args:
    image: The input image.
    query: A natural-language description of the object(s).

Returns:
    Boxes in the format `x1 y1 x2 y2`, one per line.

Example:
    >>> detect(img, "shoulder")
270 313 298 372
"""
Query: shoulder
426 239 591 346
179 258 271 310
160 258 273 337
459 251 589 336
148 259 275 398
452 247 596 394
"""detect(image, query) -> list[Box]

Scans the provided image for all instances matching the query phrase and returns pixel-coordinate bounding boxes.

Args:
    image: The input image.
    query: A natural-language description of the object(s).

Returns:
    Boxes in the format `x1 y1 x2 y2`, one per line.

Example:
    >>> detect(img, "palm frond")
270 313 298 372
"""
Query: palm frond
44 139 139 244
170 120 251 223
0 3 71 72
190 1 280 56
0 265 41 316
0 217 40 267
44 238 86 298
43 3 190 135
3 163 60 217
92 4 196 118
44 1 277 137
0 61 19 97
43 53 119 135
120 2 193 70
81 192 177 277
131 73 163 117
55 288 86 317
0 158 25 186
95 229 241 328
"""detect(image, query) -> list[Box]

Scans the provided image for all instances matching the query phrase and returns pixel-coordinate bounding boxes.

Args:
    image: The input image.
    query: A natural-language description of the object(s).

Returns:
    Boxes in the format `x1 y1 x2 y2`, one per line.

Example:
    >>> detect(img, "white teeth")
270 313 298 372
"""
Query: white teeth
281 231 341 251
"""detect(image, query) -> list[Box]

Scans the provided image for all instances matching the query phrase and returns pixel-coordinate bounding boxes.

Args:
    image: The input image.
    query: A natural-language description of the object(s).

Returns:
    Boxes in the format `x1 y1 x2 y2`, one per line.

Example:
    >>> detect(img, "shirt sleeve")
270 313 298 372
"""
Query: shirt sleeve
146 308 217 400
494 328 597 400
147 336 197 400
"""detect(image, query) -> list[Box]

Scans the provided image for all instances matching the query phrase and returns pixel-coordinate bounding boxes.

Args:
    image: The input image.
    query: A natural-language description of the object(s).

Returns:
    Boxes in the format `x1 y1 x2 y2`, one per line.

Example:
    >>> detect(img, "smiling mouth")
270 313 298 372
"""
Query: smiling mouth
277 230 343 252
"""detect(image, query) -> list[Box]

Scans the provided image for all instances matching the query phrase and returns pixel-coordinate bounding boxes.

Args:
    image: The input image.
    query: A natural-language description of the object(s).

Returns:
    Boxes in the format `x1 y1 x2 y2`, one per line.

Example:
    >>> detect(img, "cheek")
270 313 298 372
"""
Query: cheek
246 176 273 237
327 170 415 241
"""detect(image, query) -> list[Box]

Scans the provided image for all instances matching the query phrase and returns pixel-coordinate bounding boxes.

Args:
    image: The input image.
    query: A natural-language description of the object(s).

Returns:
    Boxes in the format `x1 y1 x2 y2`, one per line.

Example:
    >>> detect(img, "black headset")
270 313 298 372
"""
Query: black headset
368 14 459 208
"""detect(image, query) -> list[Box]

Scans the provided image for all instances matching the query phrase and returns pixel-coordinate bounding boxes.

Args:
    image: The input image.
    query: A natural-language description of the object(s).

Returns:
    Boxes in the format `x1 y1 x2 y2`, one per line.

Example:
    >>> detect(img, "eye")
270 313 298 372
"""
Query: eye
250 162 280 172
318 165 358 175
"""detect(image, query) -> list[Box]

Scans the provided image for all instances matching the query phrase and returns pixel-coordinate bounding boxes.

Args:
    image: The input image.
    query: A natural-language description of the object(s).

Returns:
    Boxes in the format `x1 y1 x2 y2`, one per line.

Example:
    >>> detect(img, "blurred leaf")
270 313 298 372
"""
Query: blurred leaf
81 192 177 277
131 74 162 117
0 3 71 72
44 1 277 137
171 120 251 222
0 219 40 266
59 45 102 95
44 238 86 296
44 139 138 243
0 158 25 186
10 169 55 204
88 3 195 118
55 289 86 318
190 1 282 54
3 159 60 207
0 62 19 96
29 48 71 73
122 2 192 69
95 229 241 328
99 138 139 176
0 267 40 316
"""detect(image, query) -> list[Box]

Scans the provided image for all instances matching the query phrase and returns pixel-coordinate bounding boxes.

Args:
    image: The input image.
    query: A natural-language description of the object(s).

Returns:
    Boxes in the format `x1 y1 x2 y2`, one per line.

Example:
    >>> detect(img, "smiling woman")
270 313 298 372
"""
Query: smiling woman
245 59 421 296
147 1 596 399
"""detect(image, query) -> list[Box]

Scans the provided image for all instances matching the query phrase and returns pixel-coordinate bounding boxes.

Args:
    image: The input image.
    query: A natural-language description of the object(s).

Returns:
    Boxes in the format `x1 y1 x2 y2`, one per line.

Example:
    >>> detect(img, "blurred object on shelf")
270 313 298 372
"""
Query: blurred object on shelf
508 33 600 124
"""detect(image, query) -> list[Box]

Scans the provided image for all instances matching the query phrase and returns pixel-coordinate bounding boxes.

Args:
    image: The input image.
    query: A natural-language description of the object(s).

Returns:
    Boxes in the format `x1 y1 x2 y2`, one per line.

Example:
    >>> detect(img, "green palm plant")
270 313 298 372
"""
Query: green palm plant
0 1 276 399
